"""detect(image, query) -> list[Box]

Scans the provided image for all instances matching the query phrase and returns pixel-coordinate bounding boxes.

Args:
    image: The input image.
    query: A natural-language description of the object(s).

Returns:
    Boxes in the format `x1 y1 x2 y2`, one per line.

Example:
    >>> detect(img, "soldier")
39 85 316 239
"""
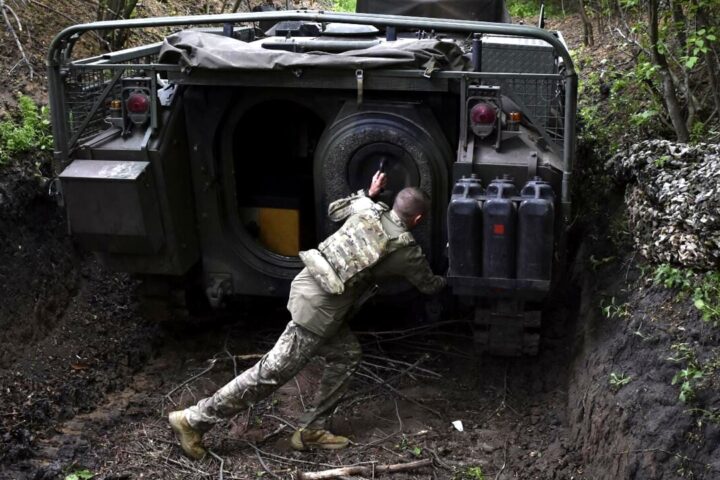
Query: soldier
169 171 446 459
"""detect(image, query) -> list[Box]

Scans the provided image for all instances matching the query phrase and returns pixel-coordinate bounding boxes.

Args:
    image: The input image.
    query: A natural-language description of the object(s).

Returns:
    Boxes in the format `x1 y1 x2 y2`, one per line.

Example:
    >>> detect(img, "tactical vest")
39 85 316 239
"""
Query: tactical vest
299 204 415 295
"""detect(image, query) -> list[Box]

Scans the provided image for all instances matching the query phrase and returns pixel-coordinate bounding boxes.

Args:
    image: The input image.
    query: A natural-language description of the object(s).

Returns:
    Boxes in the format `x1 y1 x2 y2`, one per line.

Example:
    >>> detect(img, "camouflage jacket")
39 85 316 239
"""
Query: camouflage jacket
290 191 446 337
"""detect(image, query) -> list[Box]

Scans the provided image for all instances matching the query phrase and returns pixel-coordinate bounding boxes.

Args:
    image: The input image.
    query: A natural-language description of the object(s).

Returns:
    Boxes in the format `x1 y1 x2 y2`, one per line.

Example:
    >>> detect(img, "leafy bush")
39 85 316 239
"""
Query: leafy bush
331 0 356 12
507 0 564 18
575 51 670 158
507 0 540 18
0 95 52 164
576 0 720 143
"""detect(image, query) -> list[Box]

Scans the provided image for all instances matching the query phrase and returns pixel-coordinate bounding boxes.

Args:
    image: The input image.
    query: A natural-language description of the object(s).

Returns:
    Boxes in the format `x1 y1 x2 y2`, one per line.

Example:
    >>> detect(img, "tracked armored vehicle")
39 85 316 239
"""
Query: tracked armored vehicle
48 1 577 355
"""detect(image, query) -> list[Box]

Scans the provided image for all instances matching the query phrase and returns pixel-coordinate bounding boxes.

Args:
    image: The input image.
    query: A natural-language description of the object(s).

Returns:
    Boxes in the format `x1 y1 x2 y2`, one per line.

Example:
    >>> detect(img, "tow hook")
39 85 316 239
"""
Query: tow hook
206 275 232 308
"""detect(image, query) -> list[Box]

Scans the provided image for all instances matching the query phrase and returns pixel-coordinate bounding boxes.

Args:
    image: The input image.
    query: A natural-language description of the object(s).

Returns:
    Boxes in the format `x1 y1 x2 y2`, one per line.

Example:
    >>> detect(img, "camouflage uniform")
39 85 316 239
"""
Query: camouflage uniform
185 190 445 432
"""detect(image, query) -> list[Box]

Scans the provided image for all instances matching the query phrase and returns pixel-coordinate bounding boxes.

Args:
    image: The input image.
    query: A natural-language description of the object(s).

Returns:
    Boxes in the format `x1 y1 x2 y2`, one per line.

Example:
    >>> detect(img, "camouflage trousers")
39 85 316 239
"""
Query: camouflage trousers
185 321 362 432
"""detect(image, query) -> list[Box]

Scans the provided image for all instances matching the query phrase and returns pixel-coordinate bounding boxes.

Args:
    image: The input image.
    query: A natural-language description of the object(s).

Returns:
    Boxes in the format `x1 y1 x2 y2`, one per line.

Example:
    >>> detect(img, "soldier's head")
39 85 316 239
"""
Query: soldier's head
393 187 430 229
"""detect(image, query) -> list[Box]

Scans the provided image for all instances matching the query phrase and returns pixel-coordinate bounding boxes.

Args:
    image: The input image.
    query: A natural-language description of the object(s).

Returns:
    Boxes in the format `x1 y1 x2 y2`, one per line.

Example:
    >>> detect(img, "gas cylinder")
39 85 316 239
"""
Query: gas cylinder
482 176 517 278
517 177 555 281
447 175 483 276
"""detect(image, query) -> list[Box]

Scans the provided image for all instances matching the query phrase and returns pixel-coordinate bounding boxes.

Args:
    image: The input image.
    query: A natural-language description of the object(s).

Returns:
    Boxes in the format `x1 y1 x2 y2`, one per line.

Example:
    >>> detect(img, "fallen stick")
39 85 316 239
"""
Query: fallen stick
297 459 432 479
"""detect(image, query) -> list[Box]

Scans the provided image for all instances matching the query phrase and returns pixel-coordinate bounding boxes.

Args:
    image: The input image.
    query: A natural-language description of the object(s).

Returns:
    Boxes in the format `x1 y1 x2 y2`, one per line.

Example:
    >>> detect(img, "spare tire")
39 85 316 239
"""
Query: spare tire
314 102 451 263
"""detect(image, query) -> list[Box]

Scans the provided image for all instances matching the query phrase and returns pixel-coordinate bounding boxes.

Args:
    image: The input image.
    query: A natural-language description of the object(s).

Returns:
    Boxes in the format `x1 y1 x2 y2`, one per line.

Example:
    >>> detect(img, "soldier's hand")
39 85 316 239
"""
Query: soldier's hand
369 171 387 198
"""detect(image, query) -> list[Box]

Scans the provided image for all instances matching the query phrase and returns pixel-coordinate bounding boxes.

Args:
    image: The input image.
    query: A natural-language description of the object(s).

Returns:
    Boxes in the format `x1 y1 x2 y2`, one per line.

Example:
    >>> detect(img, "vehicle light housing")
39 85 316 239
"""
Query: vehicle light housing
127 93 150 114
470 102 497 139
124 90 151 126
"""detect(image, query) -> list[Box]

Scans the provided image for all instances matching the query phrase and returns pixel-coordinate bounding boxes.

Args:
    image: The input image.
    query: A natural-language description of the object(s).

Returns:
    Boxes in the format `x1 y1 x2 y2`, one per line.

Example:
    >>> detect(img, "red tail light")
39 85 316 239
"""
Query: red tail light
470 102 497 125
127 93 150 114
470 102 497 139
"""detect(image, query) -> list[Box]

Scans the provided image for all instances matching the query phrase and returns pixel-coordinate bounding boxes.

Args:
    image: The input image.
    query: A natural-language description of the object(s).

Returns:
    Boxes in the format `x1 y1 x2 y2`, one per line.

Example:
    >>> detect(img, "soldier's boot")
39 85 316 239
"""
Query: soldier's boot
290 428 350 451
168 410 207 460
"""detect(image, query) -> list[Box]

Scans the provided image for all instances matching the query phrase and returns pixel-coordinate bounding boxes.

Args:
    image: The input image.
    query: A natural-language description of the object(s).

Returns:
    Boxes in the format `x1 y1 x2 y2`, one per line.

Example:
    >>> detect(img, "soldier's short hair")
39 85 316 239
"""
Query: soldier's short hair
393 187 431 225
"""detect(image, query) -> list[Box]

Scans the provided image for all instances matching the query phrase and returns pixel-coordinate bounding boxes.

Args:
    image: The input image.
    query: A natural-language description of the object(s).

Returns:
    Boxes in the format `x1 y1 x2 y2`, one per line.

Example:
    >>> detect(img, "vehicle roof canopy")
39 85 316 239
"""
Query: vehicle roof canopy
158 31 467 71
356 0 511 23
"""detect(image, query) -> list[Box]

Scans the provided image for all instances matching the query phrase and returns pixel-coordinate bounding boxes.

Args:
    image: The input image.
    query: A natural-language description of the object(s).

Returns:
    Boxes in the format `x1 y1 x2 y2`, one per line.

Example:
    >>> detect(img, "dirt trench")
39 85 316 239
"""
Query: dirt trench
1 159 718 480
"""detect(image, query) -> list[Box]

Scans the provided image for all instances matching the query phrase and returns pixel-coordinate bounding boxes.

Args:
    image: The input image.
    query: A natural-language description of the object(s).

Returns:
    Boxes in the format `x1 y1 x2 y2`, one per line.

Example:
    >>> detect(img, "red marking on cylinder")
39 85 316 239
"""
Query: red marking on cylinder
493 224 505 235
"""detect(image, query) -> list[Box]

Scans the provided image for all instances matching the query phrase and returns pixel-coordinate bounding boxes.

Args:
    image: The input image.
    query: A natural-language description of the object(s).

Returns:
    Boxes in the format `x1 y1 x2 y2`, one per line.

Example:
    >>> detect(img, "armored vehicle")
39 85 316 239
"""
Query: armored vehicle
48 0 577 355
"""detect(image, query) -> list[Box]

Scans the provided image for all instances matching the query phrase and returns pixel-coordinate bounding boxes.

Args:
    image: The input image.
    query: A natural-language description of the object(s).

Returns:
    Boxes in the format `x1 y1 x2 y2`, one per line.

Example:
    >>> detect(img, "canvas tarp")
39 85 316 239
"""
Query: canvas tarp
356 0 511 24
158 30 468 73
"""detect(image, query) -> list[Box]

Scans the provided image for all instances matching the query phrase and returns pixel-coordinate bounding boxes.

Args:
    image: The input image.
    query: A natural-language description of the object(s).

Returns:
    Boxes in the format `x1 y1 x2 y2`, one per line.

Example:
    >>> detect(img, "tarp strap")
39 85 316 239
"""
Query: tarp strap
356 69 364 105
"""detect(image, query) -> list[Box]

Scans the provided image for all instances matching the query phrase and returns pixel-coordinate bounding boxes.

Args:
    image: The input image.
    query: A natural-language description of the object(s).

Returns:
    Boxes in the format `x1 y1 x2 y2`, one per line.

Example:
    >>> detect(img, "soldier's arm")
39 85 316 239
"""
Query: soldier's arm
327 172 387 222
374 245 446 295
327 190 374 222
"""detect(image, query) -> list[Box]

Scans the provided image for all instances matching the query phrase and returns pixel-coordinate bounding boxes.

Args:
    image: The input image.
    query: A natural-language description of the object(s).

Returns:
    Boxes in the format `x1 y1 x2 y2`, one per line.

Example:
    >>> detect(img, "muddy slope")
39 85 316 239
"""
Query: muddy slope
565 258 720 479
0 159 159 476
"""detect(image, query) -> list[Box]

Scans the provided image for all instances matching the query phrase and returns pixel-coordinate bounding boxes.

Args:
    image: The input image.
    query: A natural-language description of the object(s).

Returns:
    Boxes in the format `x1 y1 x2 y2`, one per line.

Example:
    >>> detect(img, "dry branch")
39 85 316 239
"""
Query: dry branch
165 359 218 399
1 0 34 78
296 459 433 479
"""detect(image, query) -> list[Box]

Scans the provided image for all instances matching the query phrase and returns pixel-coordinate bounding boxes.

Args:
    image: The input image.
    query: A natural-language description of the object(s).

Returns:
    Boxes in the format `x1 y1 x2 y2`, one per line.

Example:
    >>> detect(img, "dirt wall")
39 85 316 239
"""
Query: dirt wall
565 256 720 479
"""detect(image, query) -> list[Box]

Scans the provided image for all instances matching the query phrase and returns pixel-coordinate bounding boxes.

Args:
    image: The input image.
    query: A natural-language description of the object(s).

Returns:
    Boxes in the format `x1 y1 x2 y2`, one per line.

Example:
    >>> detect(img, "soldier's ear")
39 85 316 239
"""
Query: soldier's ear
411 213 423 228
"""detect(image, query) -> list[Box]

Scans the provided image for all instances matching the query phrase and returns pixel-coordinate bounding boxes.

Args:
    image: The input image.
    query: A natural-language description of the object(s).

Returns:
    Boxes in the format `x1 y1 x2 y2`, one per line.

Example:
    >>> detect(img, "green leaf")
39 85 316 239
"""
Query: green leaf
686 56 699 69
679 388 687 403
706 34 717 41
694 298 706 309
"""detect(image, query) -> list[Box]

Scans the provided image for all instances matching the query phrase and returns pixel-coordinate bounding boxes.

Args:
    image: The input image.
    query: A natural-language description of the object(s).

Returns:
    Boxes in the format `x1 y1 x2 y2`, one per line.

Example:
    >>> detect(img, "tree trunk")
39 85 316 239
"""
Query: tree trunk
648 0 689 142
697 6 720 119
578 0 594 47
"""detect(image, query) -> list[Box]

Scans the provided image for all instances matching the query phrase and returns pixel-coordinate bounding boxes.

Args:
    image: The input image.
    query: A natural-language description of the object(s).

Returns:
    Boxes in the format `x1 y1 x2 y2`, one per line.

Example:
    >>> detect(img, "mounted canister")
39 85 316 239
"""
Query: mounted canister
517 177 555 281
448 175 483 276
482 176 517 279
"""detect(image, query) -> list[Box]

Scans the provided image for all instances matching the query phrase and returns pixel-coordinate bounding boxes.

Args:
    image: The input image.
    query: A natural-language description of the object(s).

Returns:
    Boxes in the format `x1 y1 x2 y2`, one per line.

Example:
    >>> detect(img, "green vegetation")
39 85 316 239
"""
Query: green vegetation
0 95 52 165
653 264 720 327
600 297 631 320
668 343 706 403
64 470 93 480
454 466 486 480
331 0 356 12
507 0 563 19
395 434 423 457
576 51 670 157
575 0 720 144
609 372 632 390
672 366 703 403
507 0 543 18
